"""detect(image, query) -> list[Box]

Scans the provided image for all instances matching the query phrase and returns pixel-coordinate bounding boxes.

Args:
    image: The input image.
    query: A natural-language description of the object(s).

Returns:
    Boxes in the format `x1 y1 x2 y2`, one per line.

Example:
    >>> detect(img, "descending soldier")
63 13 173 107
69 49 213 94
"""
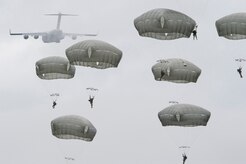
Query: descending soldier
88 95 95 108
192 25 198 40
52 100 57 109
182 153 188 164
237 66 243 78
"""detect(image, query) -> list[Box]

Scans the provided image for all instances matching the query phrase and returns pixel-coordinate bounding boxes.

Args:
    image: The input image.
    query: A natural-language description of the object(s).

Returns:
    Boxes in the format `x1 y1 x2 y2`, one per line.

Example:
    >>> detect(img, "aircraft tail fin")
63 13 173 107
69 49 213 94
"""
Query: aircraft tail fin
45 12 78 30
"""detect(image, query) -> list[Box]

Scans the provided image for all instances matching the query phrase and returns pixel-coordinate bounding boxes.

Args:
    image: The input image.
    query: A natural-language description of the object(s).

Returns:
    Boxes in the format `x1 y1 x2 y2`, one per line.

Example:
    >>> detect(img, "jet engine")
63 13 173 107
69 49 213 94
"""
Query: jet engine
24 35 29 39
34 35 39 39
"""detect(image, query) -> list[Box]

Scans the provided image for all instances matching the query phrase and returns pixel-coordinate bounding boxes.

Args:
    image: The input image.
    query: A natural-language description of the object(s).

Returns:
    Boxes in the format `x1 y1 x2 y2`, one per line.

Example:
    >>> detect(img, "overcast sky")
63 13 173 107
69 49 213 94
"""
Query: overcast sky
1 0 246 164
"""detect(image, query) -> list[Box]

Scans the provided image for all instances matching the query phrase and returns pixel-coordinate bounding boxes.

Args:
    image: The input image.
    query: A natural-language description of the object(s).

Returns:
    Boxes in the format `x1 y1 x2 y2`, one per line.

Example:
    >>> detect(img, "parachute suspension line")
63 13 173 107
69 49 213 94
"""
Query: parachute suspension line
49 135 67 164
86 87 98 97
159 104 210 158
50 93 60 101
235 58 246 68
57 141 67 164
163 126 206 156
189 126 208 149
54 140 86 164
37 79 56 103
182 126 208 156
161 127 186 154
36 77 63 108
179 146 190 155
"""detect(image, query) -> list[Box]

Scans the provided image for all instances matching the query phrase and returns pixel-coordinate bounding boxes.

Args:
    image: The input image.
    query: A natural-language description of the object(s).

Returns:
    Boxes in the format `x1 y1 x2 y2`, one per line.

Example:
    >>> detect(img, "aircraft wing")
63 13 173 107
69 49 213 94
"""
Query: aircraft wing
9 29 46 36
64 32 98 37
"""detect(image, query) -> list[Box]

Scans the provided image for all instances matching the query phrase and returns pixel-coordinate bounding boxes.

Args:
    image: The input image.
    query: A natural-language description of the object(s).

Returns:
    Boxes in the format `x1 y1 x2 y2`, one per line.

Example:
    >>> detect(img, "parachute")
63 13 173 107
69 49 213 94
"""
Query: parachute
158 103 211 154
215 13 246 40
51 115 96 162
158 103 211 127
65 40 122 69
35 56 75 80
134 8 196 40
151 58 201 83
51 115 97 141
35 56 75 105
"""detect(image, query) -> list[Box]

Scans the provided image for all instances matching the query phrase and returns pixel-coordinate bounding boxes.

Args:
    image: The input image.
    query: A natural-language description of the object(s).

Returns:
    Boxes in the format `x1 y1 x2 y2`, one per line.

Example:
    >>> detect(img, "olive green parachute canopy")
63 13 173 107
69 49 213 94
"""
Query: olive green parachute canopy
151 58 201 83
134 8 196 40
65 40 122 69
51 115 97 141
36 56 75 80
216 13 246 40
158 104 211 127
